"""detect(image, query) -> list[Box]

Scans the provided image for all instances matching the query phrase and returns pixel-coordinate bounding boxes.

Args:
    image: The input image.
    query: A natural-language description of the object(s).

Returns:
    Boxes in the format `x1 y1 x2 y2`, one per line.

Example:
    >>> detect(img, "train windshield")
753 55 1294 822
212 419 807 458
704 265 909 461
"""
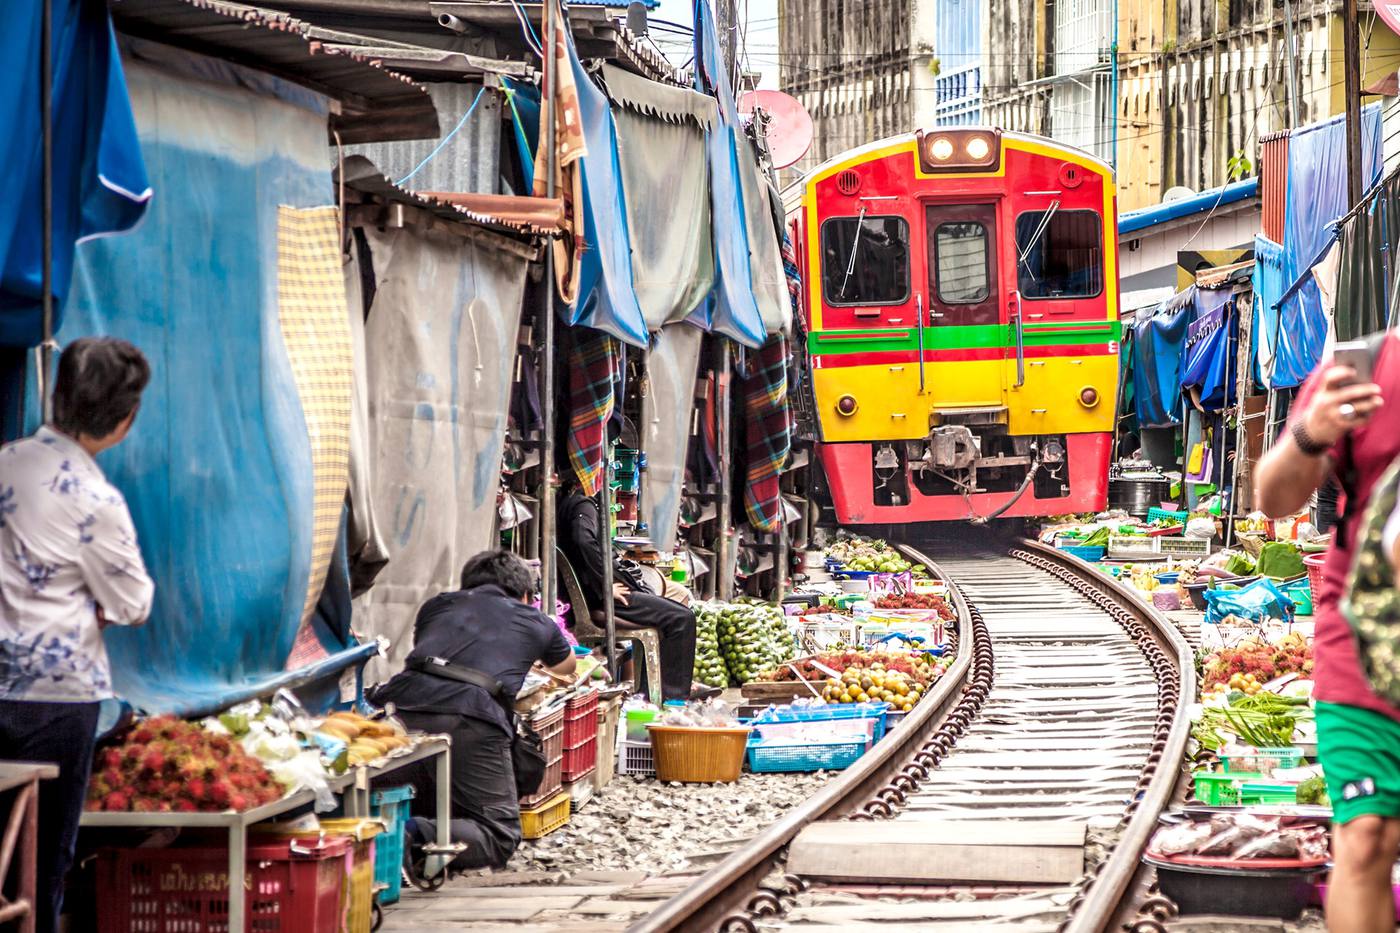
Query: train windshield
932 222 991 304
1014 209 1103 299
820 215 910 305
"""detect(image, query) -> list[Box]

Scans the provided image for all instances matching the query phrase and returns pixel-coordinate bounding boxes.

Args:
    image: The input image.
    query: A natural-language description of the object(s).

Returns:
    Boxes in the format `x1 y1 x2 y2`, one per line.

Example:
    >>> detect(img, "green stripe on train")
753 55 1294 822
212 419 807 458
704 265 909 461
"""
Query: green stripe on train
807 321 1122 355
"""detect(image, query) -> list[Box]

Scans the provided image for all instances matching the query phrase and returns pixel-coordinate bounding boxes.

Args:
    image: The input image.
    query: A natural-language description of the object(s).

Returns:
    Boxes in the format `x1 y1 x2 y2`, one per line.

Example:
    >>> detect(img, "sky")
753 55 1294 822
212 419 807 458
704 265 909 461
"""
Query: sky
646 0 781 89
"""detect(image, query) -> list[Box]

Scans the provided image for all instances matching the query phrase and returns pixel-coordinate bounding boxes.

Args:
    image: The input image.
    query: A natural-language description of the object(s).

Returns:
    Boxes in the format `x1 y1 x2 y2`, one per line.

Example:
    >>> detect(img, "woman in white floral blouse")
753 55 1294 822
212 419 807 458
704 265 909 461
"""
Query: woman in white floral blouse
0 337 152 933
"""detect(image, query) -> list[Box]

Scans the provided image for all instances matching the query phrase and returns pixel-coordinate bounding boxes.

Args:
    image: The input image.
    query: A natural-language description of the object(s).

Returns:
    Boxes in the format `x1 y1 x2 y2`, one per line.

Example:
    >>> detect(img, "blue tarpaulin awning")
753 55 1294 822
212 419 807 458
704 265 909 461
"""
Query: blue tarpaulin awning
0 0 150 349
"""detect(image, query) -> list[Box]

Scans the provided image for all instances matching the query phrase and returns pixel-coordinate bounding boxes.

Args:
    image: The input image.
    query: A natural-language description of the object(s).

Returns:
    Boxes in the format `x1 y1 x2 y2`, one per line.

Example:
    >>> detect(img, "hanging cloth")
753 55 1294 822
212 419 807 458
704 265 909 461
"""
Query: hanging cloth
740 334 791 532
1334 170 1400 342
566 327 622 494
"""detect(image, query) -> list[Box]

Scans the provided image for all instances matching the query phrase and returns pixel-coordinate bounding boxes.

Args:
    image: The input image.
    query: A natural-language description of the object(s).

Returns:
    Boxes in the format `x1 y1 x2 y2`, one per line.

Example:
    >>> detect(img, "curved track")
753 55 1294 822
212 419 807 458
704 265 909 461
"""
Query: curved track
630 538 1195 933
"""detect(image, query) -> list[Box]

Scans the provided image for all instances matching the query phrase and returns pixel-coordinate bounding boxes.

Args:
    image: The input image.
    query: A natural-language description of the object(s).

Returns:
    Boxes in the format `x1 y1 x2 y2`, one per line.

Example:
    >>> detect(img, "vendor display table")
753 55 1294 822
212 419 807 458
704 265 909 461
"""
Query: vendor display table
80 735 451 933
0 763 59 933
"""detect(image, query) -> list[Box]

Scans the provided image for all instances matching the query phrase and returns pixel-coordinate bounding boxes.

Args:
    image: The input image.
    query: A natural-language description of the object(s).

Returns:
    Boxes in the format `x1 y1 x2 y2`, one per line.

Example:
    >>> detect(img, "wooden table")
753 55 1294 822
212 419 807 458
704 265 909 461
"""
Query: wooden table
0 762 60 933
80 736 451 932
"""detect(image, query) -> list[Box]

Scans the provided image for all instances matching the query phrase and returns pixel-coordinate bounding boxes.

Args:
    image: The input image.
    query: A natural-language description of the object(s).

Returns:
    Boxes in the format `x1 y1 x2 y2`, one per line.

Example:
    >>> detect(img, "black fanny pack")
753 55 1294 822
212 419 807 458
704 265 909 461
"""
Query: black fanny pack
405 656 546 798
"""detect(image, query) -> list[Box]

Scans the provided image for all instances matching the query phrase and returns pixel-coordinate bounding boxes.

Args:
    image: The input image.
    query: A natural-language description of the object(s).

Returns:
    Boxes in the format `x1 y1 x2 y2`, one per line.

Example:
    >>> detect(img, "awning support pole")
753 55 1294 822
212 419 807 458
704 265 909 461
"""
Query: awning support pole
538 0 559 614
40 0 54 422
716 338 733 600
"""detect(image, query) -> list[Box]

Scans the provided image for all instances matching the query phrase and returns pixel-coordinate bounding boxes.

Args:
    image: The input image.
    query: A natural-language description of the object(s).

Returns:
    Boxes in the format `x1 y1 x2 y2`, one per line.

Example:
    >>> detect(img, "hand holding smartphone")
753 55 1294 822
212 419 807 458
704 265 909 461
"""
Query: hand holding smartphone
1333 339 1375 386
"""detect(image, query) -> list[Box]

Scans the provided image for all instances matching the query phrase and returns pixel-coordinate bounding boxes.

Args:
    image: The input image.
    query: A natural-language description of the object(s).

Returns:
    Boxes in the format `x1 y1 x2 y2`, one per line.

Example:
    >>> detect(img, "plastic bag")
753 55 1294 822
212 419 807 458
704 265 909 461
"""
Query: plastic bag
266 749 337 812
1204 578 1296 625
1185 516 1218 540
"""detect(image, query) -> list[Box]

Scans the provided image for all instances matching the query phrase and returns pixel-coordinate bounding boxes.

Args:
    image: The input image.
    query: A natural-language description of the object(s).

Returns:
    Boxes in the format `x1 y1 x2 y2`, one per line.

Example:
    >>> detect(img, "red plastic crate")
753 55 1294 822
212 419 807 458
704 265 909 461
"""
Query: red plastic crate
563 690 600 748
562 734 598 782
520 706 566 808
97 836 350 933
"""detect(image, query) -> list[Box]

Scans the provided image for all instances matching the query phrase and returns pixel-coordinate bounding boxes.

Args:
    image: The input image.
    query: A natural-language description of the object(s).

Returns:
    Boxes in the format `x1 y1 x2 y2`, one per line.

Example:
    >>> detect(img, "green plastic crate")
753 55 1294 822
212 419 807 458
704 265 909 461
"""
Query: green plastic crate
1193 770 1263 806
1240 781 1299 805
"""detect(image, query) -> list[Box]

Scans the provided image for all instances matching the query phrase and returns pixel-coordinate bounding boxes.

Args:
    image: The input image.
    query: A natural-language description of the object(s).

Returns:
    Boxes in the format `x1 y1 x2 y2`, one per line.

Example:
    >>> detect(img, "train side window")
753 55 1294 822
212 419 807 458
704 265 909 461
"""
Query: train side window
820 215 910 306
1014 209 1103 299
932 222 990 304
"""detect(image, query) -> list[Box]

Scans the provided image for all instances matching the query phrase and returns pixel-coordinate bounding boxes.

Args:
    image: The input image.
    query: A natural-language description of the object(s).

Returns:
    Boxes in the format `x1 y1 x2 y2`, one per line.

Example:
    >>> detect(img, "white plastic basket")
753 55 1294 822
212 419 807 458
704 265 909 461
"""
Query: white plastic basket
617 738 654 777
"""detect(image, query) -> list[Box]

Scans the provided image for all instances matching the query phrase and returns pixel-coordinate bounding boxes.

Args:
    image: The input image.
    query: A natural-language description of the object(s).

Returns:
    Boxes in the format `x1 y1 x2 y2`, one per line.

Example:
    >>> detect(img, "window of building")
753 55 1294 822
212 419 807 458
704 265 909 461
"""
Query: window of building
932 221 991 304
820 215 910 305
1014 209 1103 299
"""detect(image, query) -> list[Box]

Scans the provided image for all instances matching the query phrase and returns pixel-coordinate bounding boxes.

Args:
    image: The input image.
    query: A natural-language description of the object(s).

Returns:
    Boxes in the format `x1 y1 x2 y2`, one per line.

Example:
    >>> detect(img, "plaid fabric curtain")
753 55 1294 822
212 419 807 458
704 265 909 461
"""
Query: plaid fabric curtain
782 228 801 319
566 327 621 495
740 334 791 532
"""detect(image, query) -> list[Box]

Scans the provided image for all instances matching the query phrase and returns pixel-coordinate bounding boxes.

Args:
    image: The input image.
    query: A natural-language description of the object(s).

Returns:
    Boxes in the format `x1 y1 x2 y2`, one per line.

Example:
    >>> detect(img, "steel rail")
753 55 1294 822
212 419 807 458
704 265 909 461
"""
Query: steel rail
626 545 975 933
1015 540 1195 933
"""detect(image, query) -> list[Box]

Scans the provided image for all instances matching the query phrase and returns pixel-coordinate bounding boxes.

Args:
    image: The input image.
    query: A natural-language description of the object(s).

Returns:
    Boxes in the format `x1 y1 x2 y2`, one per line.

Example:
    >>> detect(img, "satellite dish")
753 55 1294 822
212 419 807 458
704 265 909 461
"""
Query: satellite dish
1163 186 1198 203
739 90 814 170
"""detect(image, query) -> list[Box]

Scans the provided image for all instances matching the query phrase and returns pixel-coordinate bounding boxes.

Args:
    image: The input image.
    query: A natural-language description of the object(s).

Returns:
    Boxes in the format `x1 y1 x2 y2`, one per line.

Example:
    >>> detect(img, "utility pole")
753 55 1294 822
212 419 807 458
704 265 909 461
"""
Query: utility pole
1343 0 1364 207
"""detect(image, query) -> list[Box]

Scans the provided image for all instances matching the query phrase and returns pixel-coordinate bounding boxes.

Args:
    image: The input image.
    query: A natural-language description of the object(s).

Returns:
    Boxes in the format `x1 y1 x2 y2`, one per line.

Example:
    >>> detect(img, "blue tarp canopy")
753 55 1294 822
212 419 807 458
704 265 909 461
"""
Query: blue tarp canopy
1261 104 1382 388
1131 298 1192 428
561 27 649 348
0 0 150 348
690 0 767 348
45 48 360 715
1180 287 1236 410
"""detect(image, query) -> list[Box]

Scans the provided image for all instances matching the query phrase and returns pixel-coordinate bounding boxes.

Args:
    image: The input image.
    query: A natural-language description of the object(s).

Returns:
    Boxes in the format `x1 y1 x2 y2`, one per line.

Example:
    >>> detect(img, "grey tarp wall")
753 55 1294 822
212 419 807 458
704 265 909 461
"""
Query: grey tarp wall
737 133 791 335
343 250 390 594
602 64 717 330
641 323 705 547
352 221 532 679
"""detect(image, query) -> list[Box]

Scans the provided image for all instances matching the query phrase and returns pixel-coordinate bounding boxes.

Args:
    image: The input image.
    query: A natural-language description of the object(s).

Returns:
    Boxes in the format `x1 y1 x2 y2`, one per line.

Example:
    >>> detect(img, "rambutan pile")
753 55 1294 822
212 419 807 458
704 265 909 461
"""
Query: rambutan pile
1200 633 1314 690
86 714 284 813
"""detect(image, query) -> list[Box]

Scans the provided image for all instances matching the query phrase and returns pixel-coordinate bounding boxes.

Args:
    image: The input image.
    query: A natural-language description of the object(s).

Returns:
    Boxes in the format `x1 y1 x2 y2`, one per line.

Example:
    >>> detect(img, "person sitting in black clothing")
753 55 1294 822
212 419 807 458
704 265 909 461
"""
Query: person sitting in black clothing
369 550 575 871
558 484 711 701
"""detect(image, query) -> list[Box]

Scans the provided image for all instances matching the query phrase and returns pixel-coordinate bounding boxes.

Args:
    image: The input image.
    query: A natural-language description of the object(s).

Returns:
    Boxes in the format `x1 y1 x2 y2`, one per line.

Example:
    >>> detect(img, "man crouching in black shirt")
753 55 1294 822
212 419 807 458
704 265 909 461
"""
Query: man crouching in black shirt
370 550 576 870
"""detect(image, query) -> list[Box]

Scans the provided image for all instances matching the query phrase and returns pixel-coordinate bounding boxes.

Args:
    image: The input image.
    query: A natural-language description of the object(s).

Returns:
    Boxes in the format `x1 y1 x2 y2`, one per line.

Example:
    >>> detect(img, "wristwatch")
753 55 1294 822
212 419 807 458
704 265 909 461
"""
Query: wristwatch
1290 419 1331 457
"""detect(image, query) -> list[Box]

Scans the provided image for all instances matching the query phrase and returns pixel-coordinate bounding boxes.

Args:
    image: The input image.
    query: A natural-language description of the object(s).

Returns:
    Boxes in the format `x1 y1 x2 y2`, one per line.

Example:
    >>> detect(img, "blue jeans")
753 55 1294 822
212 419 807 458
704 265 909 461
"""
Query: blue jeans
0 699 100 933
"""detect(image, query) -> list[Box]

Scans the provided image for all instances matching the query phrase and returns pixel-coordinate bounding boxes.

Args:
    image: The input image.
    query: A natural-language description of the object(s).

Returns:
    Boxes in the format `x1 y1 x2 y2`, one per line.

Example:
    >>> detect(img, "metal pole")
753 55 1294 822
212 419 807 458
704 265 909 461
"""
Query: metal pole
716 339 733 600
40 0 54 423
1343 0 1364 209
538 0 559 612
600 442 617 680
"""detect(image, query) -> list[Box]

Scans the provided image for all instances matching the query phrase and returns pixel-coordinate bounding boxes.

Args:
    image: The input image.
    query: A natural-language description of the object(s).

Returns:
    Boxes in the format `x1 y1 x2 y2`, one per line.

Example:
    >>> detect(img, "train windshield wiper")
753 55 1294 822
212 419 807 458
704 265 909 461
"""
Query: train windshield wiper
838 206 868 299
1016 200 1061 282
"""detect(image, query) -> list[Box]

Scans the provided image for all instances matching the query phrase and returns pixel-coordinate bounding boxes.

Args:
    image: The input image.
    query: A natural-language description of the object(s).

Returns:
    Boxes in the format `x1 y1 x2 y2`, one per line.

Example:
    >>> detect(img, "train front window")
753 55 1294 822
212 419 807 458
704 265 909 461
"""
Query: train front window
820 215 910 306
1014 209 1103 299
932 222 990 304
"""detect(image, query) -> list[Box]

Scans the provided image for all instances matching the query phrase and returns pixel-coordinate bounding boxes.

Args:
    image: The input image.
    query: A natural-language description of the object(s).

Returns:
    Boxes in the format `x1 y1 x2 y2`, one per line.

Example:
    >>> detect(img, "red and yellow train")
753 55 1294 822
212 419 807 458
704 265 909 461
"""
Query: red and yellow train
788 128 1121 524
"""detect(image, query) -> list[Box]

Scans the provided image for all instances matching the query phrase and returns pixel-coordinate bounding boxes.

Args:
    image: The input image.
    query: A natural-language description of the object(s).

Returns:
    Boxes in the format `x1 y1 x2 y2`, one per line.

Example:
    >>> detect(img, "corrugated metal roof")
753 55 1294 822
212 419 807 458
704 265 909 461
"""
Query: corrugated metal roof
337 153 559 235
1117 178 1260 235
1261 132 1288 243
108 0 440 144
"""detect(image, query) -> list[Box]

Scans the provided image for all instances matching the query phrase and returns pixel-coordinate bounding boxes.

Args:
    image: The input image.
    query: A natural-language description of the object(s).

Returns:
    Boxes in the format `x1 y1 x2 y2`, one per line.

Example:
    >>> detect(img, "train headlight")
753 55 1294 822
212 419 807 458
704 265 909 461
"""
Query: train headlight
916 128 1001 173
1078 386 1100 408
836 395 858 416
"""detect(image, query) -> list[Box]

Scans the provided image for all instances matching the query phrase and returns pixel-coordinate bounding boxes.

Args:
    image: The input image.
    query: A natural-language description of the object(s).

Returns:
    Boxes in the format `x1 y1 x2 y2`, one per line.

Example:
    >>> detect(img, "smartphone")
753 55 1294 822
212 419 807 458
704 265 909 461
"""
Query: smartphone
1334 340 1374 386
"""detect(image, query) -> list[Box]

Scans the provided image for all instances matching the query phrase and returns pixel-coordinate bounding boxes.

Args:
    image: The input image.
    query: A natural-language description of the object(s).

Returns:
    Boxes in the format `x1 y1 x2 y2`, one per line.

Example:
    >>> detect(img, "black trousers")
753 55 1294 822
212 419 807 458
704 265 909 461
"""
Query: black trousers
614 589 697 700
393 711 521 871
0 699 100 933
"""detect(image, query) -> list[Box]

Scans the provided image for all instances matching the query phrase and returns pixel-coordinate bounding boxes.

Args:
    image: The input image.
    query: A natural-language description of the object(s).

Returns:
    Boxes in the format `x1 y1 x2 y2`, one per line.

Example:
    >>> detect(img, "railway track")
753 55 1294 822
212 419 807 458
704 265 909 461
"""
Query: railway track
631 537 1195 933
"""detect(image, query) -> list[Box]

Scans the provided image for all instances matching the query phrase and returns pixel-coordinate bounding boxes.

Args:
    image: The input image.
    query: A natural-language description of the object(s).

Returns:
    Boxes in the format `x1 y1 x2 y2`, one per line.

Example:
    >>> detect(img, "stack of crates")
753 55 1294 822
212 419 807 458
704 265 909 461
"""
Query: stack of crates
520 706 566 808
562 689 600 811
369 786 414 906
593 696 622 792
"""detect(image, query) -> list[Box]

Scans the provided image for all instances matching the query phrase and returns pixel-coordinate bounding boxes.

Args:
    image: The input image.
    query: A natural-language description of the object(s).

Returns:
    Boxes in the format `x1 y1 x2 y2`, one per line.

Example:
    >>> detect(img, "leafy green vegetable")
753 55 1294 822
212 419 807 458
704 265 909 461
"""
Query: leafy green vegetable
1297 775 1329 806
1257 541 1305 580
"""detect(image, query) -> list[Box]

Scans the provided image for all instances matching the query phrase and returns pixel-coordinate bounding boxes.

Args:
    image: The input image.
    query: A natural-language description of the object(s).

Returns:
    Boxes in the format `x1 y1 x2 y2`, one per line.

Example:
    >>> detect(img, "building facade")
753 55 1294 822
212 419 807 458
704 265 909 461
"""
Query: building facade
780 0 1400 210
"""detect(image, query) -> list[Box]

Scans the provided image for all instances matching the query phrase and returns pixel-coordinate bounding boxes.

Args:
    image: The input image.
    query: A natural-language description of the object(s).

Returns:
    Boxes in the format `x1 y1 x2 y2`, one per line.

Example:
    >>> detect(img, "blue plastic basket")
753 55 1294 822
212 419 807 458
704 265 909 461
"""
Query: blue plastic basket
370 785 415 905
1059 544 1106 562
752 702 889 743
1146 507 1186 526
745 736 868 773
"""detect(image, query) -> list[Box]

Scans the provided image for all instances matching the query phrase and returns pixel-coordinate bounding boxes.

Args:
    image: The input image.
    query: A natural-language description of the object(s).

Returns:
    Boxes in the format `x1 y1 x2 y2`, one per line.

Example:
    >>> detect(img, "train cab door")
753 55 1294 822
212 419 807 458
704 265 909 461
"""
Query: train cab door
922 203 1002 407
